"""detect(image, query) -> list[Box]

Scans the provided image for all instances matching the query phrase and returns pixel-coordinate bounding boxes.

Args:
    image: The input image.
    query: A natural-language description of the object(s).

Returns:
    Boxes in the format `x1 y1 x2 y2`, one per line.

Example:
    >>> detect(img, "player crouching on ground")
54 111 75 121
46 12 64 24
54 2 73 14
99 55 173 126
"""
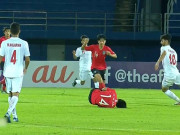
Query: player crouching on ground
88 87 126 108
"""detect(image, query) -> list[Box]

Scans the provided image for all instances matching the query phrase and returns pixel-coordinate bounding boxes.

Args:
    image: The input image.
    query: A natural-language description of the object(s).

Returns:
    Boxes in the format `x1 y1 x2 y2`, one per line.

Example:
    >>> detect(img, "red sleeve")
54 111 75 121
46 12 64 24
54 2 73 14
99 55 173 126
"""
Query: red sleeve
91 89 100 105
106 46 115 54
85 45 95 51
0 38 3 48
106 87 115 91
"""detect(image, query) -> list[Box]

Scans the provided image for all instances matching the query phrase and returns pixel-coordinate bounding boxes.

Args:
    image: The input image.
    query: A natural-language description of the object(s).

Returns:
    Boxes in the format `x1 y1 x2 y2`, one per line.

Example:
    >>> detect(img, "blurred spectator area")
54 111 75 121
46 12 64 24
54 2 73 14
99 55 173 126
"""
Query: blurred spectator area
0 0 162 39
164 0 180 36
0 11 162 39
1 0 176 62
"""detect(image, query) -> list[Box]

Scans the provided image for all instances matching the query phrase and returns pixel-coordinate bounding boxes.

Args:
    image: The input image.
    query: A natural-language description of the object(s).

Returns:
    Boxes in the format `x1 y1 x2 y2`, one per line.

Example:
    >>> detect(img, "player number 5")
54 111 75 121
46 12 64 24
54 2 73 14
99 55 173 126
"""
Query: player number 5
11 50 16 64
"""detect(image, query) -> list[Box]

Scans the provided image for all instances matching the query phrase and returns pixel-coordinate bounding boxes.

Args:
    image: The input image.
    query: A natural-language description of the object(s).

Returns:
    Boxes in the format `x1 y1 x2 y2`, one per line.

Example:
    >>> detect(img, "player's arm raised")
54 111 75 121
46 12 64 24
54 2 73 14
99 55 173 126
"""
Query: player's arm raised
81 37 90 50
106 51 117 58
155 50 166 71
81 42 87 50
72 50 77 60
106 47 117 58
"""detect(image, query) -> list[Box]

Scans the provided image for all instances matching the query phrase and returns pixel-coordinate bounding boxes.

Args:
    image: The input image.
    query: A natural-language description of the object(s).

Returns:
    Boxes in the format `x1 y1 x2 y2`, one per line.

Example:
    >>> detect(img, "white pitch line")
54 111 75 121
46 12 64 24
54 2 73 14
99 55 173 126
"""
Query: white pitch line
12 123 180 133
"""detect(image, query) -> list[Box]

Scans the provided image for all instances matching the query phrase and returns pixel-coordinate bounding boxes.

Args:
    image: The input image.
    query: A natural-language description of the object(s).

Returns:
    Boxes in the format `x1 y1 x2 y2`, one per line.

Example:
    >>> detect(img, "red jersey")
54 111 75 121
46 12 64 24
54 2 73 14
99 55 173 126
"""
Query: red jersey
0 36 10 61
85 45 115 70
90 88 118 108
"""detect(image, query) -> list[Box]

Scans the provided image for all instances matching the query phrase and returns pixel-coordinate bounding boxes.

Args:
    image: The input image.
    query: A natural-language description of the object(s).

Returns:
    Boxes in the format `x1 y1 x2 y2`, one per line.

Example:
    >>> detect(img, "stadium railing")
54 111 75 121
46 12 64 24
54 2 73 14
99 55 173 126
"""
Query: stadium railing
0 11 162 33
164 13 180 35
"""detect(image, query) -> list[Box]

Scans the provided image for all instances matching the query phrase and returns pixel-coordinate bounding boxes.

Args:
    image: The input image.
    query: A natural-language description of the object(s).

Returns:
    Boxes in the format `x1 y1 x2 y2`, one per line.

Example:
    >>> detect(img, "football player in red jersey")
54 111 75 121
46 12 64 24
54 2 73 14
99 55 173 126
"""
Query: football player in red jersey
82 34 117 90
0 27 10 93
88 87 126 108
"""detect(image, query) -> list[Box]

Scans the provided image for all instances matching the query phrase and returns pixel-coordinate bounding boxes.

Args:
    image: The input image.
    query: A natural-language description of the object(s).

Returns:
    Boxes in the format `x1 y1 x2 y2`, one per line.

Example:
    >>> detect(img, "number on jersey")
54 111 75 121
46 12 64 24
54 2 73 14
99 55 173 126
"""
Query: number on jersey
99 98 109 106
169 54 176 65
11 50 16 64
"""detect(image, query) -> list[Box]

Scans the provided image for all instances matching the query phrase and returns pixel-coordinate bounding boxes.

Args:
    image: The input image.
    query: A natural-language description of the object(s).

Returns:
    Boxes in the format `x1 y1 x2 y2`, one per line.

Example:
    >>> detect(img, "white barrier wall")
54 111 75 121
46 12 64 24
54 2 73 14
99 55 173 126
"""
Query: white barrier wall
23 61 91 88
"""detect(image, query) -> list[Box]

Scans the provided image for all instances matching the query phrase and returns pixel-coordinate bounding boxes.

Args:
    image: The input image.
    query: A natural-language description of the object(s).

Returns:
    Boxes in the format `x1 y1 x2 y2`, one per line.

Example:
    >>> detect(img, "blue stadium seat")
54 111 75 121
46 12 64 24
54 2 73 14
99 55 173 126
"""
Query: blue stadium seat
0 0 115 33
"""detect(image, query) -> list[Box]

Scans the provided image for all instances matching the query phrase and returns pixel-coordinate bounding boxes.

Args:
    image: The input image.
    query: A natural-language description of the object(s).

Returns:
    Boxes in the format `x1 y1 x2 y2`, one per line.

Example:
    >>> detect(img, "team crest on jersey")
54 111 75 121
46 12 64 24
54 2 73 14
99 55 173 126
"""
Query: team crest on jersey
103 51 106 55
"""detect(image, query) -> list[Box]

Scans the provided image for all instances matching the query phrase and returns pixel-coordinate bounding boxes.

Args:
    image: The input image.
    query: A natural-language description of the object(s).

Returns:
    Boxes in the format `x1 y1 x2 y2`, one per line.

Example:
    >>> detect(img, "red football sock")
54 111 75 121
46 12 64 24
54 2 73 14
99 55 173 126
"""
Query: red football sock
1 78 5 84
2 85 6 91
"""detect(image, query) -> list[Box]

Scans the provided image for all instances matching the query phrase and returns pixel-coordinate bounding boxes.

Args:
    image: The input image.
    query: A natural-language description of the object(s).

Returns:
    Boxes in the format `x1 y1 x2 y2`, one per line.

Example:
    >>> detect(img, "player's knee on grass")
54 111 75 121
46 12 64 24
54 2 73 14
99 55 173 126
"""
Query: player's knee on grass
81 81 85 85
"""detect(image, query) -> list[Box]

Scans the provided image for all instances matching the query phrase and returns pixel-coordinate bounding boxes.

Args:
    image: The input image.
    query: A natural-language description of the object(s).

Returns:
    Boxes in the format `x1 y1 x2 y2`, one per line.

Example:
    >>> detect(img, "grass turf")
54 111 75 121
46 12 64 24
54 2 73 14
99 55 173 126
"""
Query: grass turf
0 88 180 135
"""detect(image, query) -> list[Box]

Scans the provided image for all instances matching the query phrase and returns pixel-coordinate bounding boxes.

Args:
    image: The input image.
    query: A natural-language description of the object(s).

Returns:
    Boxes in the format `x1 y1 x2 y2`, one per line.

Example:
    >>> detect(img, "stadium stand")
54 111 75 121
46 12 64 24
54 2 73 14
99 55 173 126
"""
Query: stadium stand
165 0 180 35
0 0 161 39
0 0 166 61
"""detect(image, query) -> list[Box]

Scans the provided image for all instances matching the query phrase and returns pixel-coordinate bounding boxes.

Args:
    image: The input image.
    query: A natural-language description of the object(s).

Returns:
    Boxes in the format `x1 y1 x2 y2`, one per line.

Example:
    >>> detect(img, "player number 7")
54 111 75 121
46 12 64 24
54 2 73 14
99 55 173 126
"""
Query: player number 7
11 50 16 64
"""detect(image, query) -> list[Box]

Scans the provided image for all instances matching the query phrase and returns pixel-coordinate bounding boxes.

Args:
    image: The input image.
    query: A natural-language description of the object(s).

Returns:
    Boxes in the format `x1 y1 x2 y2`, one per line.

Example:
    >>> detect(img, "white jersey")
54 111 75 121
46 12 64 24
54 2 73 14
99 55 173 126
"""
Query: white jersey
75 47 92 71
161 45 179 78
0 37 30 77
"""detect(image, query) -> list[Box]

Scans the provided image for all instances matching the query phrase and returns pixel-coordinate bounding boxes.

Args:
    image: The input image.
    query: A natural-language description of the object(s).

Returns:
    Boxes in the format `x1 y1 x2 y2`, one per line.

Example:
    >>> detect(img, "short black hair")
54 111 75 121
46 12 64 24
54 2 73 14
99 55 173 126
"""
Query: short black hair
160 34 172 44
3 27 10 33
116 99 127 108
97 34 106 41
80 35 88 40
10 22 20 35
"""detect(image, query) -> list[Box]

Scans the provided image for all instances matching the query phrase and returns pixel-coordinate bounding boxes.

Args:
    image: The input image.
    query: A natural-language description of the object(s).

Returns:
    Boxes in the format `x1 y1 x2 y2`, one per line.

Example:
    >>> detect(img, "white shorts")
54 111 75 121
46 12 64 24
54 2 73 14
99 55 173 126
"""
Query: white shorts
5 77 23 93
162 73 180 88
79 70 94 81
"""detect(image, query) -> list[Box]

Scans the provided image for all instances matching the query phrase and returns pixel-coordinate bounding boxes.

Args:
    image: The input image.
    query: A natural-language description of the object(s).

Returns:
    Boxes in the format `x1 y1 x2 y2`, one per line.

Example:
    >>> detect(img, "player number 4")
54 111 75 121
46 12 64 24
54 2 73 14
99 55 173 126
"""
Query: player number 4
99 98 109 106
169 54 176 65
11 50 16 64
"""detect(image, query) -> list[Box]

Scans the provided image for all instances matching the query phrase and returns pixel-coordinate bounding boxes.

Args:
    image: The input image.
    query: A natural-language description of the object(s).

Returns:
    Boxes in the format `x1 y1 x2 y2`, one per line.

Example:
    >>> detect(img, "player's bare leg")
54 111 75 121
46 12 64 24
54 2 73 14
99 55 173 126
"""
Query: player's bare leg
163 87 180 105
80 81 85 85
72 78 86 87
94 74 106 90
92 78 99 89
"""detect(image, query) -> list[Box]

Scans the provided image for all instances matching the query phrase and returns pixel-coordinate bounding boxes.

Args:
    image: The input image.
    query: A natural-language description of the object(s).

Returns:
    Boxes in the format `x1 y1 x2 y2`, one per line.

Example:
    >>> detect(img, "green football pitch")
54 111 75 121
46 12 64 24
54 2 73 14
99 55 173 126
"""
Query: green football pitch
0 88 180 135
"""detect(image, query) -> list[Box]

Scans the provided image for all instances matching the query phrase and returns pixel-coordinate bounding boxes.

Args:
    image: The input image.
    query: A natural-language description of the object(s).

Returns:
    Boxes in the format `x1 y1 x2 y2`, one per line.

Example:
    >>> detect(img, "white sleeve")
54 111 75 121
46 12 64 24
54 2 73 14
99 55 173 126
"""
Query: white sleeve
0 42 5 56
75 48 82 57
160 47 165 55
24 41 30 56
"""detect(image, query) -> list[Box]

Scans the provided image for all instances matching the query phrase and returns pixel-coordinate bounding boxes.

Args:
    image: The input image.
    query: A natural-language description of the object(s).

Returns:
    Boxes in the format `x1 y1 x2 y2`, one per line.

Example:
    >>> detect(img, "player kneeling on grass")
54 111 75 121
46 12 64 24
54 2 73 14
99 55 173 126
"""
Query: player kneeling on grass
88 87 126 108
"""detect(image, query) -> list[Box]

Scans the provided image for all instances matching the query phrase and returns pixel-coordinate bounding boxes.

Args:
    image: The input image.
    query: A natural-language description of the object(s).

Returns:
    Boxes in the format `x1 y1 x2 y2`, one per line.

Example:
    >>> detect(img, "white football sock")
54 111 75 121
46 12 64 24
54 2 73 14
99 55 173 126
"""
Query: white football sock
94 82 99 88
12 108 18 118
165 90 180 102
7 96 18 116
75 80 81 85
8 97 17 118
8 97 11 103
